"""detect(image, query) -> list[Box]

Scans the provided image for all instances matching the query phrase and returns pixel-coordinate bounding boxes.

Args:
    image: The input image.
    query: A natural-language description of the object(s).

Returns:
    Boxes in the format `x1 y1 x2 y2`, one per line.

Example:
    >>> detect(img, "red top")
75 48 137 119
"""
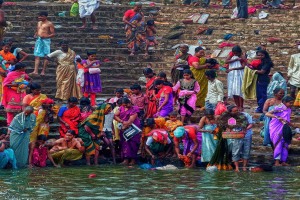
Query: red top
188 56 199 66
124 9 136 19
155 86 172 99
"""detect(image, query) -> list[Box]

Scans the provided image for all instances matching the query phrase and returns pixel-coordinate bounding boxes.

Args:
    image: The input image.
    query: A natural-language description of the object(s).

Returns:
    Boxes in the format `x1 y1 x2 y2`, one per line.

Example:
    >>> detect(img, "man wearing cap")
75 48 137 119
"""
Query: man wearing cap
287 40 300 99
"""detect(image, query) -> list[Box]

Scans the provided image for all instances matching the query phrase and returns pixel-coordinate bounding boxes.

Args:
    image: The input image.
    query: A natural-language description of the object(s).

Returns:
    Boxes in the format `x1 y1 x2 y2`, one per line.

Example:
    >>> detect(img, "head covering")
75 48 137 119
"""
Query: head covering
174 126 185 138
41 98 54 105
151 130 168 145
267 72 287 98
80 103 111 134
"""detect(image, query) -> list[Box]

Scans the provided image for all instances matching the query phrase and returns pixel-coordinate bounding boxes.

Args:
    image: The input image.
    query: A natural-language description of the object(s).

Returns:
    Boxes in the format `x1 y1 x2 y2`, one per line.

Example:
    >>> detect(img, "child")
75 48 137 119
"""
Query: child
82 50 102 106
29 135 58 168
126 13 144 56
113 99 122 155
101 104 116 164
130 83 148 127
198 109 218 163
165 111 183 138
205 69 224 110
79 97 93 122
109 88 124 105
157 71 173 87
145 19 158 56
76 55 85 88
172 69 200 123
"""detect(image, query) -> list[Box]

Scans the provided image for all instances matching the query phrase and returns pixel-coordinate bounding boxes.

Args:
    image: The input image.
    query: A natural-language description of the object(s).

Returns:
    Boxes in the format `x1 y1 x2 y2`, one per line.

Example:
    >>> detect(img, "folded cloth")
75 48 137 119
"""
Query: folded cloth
242 67 258 99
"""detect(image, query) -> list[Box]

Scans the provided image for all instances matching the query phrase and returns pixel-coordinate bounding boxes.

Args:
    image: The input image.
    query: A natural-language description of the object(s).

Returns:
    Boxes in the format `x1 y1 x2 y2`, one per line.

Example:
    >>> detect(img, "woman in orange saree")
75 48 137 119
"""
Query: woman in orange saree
22 83 47 115
2 63 30 125
143 68 157 118
58 97 81 137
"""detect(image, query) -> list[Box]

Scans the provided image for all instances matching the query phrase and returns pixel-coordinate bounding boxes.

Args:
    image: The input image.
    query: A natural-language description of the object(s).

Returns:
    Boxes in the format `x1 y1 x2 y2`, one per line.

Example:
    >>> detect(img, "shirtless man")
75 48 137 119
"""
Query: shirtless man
0 0 7 42
31 11 55 76
49 130 84 166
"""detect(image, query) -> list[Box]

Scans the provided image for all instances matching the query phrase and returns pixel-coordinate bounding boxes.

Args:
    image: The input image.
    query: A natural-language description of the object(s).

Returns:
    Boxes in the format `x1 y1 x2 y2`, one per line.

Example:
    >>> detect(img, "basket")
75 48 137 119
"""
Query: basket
222 131 245 139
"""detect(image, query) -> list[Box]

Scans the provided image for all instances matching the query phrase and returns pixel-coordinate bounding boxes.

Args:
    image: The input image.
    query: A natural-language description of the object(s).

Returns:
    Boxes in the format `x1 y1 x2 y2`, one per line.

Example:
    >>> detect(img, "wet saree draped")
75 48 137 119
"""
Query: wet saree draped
59 106 81 137
190 57 208 107
54 49 81 100
269 103 292 162
201 124 217 162
9 112 36 168
145 76 157 118
78 103 111 156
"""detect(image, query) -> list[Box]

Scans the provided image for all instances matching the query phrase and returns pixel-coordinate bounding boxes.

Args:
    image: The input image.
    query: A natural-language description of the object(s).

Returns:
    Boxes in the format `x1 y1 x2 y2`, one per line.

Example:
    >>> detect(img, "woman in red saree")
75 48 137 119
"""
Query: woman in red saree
58 97 81 137
143 68 157 118
2 62 30 125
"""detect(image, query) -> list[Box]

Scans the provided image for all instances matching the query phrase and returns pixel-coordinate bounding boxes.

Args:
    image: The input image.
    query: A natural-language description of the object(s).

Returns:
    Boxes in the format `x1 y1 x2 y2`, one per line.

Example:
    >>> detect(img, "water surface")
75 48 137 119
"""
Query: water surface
0 166 300 199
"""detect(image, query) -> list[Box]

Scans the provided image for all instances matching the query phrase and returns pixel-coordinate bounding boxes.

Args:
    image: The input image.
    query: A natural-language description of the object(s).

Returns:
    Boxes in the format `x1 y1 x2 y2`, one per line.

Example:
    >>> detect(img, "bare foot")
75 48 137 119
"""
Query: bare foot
129 52 135 56
234 168 240 172
281 162 290 166
29 72 38 76
187 164 196 169
120 160 129 166
40 71 45 76
92 26 98 30
242 167 247 171
79 25 86 30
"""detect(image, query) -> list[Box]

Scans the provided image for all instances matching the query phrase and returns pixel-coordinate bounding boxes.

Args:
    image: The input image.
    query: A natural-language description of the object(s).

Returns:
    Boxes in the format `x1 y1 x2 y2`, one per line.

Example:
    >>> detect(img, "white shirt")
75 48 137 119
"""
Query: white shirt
288 53 300 87
205 79 224 104
103 112 114 132
146 137 172 146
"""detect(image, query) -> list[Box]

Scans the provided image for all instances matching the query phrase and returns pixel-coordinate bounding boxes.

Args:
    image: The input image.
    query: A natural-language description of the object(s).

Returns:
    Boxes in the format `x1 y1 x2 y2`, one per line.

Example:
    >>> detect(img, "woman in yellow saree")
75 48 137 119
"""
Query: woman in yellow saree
23 83 47 115
45 40 81 101
188 47 209 107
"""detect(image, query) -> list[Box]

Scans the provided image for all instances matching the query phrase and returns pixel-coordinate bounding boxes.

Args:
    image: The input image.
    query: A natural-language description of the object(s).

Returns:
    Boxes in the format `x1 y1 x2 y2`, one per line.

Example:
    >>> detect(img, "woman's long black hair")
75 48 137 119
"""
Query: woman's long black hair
257 50 274 68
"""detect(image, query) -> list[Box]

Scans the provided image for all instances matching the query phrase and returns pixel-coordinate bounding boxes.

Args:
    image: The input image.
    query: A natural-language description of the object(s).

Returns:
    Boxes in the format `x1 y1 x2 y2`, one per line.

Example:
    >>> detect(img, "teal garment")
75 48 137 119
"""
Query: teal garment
201 124 217 162
263 105 275 146
267 72 287 98
0 149 17 169
9 112 36 168
150 142 166 155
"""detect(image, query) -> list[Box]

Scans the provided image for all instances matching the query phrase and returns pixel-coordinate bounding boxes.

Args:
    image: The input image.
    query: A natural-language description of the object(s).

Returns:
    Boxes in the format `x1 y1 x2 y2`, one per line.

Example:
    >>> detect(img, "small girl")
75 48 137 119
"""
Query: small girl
29 135 57 168
109 88 124 105
172 69 200 123
198 109 218 163
79 97 93 122
76 55 85 88
82 51 102 106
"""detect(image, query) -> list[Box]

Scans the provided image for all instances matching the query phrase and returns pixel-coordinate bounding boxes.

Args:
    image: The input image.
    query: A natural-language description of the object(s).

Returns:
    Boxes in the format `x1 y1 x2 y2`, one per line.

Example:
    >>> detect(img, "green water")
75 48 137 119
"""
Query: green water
0 166 300 199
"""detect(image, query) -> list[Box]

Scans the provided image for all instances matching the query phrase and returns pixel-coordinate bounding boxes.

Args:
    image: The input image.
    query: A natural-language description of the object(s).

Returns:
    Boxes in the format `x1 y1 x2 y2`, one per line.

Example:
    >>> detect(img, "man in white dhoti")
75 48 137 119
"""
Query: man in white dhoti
287 40 300 99
78 0 100 30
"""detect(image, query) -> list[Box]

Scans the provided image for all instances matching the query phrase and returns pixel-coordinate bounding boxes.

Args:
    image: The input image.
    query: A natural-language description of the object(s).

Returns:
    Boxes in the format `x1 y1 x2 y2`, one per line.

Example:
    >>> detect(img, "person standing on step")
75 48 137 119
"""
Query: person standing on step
254 50 274 113
236 0 248 19
172 44 191 85
31 11 55 76
78 0 100 30
205 69 224 110
287 40 300 99
45 40 82 101
82 50 102 107
202 0 231 8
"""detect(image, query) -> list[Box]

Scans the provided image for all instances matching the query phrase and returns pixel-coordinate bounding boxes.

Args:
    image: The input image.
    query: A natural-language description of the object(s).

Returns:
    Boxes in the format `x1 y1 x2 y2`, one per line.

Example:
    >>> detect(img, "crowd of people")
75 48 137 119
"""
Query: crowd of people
0 1 300 172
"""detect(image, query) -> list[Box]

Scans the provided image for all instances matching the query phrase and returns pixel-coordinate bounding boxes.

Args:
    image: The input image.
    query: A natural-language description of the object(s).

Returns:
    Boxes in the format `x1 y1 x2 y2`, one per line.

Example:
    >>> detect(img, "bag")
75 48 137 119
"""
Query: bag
89 68 101 74
215 102 227 115
123 124 142 141
282 124 293 144
260 126 264 138
70 2 79 17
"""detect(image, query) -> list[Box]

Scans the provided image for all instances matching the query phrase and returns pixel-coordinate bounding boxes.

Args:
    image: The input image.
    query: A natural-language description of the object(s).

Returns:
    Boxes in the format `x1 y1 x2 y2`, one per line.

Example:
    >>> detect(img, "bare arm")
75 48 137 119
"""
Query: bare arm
263 99 271 114
173 139 181 157
157 93 170 111
18 50 29 62
47 150 58 167
123 113 138 129
48 23 55 38
191 61 209 70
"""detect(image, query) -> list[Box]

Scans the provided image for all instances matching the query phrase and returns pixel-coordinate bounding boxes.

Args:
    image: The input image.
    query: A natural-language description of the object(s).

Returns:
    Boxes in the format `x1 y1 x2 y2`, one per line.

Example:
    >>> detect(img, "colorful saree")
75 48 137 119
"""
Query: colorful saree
78 103 111 156
119 105 141 159
30 109 50 143
145 76 157 118
263 105 275 146
154 86 173 117
201 124 217 162
126 13 145 53
59 106 81 137
9 112 36 168
23 93 48 115
182 126 202 156
190 57 208 107
50 49 82 100
269 103 291 162
2 70 29 125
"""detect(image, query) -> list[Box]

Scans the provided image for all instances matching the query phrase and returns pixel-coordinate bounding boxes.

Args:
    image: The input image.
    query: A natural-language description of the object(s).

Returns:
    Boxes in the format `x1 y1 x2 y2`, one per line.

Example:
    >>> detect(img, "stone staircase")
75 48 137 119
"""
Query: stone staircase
0 1 300 165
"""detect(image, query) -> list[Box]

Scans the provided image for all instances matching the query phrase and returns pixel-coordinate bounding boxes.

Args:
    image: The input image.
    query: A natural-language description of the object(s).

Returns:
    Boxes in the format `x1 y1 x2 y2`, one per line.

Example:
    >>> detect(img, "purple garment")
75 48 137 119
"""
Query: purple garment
269 103 291 162
183 127 202 156
119 105 141 159
82 60 102 93
154 93 173 118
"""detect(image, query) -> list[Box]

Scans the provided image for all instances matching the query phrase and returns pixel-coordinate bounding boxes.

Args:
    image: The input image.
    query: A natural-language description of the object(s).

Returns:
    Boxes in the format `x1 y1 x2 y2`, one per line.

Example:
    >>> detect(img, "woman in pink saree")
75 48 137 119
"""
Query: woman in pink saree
266 96 297 166
2 62 30 125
